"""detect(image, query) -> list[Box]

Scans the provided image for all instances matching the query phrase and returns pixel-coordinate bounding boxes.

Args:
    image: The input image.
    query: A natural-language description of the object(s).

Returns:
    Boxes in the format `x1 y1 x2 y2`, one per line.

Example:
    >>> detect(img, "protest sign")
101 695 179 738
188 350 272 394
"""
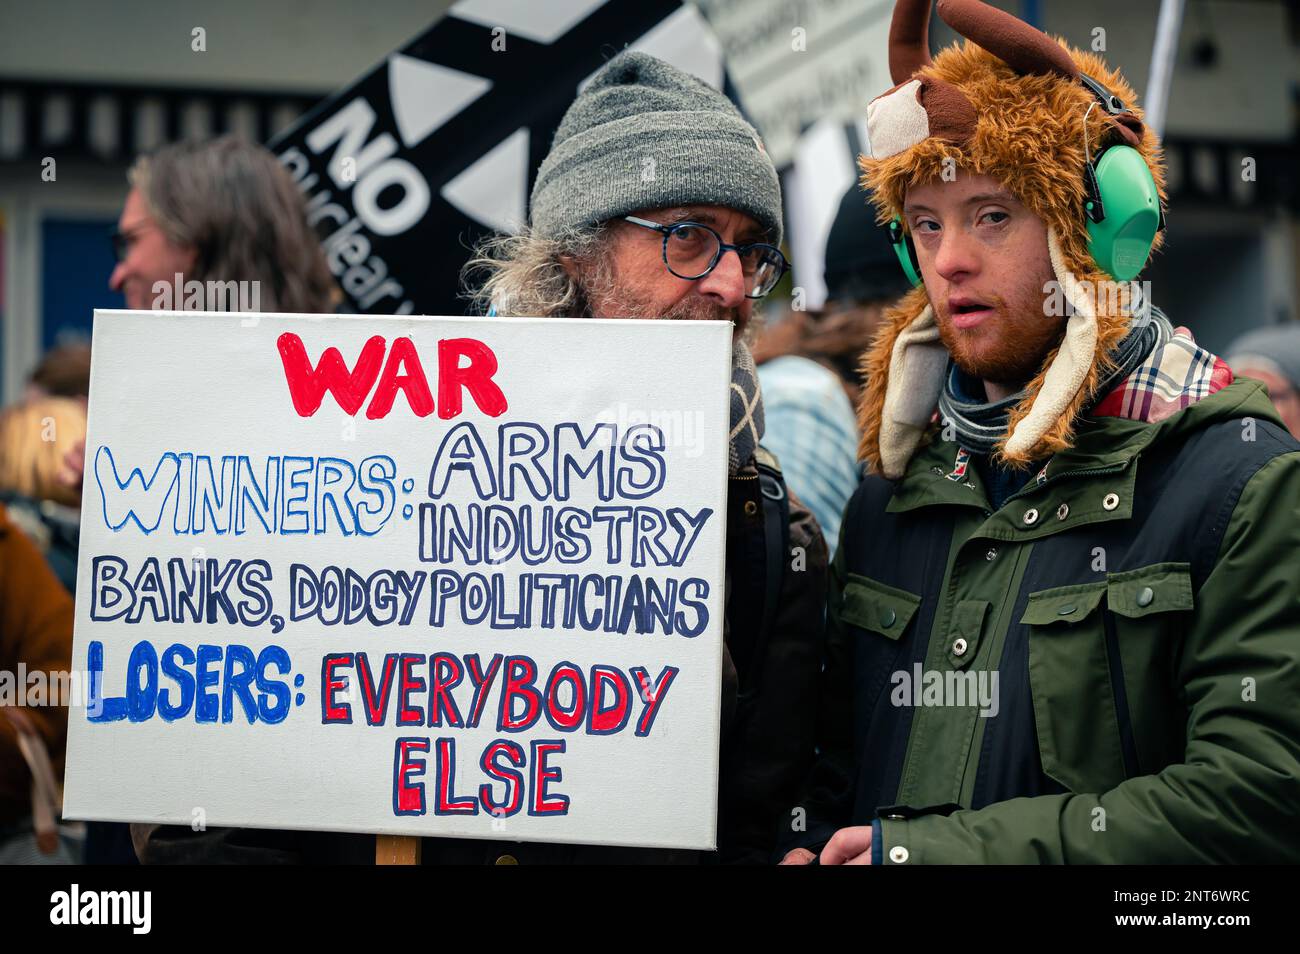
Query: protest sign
63 311 730 850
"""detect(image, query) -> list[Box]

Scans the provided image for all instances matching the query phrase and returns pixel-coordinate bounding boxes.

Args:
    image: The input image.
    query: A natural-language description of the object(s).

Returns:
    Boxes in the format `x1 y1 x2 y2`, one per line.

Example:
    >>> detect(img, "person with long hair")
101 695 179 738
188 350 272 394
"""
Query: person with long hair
109 134 338 314
63 135 343 499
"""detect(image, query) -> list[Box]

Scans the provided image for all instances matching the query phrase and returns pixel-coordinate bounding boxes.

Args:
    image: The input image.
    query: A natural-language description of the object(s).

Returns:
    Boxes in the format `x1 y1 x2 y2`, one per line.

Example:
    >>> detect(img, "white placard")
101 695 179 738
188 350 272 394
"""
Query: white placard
63 311 730 851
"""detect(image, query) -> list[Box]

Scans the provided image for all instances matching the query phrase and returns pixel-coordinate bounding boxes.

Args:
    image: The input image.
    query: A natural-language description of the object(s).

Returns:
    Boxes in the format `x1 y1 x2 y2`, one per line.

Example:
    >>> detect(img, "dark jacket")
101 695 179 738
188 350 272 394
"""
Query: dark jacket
133 450 828 864
791 378 1300 862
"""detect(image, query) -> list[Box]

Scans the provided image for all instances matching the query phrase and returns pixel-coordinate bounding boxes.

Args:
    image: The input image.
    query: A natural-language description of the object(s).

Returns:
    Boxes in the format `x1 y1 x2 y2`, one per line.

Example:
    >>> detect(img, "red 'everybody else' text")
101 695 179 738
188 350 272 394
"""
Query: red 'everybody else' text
322 652 681 820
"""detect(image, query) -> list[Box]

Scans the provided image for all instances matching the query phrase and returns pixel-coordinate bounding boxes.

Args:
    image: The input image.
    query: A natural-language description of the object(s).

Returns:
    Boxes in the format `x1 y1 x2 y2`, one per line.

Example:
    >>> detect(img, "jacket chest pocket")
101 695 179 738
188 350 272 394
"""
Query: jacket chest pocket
1020 563 1194 793
838 574 922 701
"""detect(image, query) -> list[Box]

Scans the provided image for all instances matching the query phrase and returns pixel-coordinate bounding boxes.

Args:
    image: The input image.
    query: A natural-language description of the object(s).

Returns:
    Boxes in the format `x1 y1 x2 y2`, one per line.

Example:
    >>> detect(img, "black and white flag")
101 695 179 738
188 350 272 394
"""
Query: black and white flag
270 0 727 316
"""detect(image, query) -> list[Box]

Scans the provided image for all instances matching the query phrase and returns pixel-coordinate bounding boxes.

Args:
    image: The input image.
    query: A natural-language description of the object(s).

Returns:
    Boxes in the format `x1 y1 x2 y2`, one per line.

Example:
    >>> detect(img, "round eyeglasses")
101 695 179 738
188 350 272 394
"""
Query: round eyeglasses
623 215 787 299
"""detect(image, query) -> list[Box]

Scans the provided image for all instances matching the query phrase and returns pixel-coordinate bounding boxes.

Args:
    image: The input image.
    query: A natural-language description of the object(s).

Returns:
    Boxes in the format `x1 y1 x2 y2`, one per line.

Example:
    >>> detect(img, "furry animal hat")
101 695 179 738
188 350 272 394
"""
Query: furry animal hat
858 0 1166 477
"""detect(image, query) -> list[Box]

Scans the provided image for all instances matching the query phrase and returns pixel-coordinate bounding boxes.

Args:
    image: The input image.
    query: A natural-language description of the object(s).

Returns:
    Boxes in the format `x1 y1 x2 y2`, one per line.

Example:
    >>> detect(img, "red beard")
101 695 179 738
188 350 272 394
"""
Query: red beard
935 293 1065 389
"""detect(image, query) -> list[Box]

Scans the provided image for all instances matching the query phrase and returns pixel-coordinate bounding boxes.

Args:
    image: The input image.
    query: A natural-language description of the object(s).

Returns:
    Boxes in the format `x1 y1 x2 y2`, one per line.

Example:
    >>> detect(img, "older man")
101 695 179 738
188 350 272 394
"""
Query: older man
466 51 828 864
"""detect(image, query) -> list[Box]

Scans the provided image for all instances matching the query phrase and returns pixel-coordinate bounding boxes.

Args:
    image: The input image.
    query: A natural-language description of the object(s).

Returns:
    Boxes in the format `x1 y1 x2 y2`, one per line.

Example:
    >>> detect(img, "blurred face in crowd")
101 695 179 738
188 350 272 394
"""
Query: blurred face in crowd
904 173 1059 397
572 205 765 338
1238 364 1300 439
109 188 197 311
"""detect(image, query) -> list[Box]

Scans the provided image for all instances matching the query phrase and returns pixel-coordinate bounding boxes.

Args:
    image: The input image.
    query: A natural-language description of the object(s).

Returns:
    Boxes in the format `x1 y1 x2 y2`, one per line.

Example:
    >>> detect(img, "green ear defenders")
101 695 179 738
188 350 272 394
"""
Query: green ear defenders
1078 73 1164 282
884 74 1165 288
888 217 923 288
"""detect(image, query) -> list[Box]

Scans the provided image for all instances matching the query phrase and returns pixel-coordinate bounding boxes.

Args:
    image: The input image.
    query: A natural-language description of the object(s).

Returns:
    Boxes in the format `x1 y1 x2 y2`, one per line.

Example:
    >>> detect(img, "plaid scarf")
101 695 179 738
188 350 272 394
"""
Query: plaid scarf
1092 317 1234 423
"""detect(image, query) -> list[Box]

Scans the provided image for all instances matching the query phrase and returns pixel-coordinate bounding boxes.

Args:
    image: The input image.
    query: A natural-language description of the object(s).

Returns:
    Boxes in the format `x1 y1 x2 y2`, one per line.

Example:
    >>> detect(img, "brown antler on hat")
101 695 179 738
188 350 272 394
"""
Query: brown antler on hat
868 0 977 159
936 0 1076 78
868 0 1143 162
889 0 932 79
940 0 1146 148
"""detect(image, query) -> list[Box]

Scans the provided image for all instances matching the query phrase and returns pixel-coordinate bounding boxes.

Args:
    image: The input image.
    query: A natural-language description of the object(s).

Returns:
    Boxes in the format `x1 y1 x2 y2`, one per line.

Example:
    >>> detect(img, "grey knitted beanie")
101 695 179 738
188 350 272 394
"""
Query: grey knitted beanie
530 51 783 245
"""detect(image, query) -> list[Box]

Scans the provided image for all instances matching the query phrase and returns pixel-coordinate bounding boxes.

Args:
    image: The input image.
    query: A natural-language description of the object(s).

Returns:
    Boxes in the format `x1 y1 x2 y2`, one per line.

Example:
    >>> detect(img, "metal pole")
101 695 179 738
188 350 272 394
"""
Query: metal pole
1144 0 1187 140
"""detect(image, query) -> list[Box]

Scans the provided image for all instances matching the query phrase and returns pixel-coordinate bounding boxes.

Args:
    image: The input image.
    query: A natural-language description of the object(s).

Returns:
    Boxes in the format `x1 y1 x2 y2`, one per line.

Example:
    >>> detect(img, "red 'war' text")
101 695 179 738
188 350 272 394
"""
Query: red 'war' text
277 333 509 420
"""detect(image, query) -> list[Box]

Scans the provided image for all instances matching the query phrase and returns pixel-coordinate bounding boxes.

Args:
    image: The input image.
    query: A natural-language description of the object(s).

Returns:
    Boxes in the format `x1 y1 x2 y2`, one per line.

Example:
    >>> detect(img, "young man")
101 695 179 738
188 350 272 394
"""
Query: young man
464 50 828 863
782 0 1300 864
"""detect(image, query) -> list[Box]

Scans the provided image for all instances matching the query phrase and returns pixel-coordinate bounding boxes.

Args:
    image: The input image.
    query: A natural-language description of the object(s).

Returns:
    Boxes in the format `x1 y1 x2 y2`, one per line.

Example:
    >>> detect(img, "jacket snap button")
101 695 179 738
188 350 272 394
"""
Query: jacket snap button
1137 586 1155 608
1023 508 1039 526
495 854 518 865
1057 604 1077 616
743 500 758 516
1103 492 1120 511
880 607 897 628
985 548 997 561
1056 503 1069 520
889 846 910 864
952 637 968 657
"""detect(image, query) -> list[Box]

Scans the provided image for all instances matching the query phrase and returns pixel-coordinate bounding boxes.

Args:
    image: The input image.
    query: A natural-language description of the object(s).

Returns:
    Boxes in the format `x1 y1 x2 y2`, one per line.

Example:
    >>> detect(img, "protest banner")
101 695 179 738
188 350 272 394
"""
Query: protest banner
62 311 730 851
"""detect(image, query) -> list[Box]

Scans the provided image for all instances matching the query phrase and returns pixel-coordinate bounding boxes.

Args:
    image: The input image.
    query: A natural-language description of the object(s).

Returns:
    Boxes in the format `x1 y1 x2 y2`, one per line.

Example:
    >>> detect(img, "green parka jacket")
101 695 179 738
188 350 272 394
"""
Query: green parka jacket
795 375 1300 863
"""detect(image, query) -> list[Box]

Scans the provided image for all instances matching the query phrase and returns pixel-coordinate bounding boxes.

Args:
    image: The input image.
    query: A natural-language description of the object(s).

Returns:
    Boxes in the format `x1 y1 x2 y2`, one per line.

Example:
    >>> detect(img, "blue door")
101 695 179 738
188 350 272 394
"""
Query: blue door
42 216 124 347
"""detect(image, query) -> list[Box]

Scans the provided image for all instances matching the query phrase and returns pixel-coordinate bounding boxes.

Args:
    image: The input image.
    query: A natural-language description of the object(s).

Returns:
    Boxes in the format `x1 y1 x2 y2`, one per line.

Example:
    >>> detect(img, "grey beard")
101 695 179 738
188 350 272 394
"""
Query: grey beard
577 268 764 475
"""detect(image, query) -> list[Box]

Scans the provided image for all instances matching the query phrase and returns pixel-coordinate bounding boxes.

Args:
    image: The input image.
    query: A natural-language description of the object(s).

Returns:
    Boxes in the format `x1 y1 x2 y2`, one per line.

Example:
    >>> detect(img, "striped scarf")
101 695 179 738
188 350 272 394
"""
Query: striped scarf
729 339 765 476
938 305 1172 455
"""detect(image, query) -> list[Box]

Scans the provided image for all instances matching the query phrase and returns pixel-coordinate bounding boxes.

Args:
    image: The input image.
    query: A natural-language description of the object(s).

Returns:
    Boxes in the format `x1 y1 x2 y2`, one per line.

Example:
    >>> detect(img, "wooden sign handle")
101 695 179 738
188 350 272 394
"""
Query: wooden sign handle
376 834 422 865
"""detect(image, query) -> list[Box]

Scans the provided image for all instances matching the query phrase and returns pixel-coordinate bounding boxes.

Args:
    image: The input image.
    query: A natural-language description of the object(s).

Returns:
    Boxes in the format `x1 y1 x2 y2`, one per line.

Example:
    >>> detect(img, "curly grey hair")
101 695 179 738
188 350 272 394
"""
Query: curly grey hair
462 223 609 318
462 219 763 348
